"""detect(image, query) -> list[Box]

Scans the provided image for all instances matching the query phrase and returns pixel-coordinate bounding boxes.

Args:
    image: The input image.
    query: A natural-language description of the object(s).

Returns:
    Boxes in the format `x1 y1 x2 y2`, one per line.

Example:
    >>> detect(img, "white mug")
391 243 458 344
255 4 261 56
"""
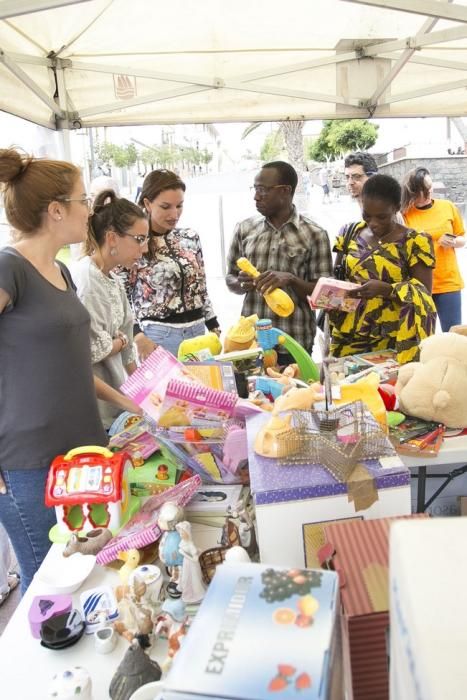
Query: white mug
94 626 117 654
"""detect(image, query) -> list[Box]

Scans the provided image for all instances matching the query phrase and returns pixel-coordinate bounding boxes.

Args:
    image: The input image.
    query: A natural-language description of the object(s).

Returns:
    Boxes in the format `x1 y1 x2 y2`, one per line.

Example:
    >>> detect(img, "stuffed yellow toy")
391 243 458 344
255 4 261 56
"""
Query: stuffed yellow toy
396 332 467 428
224 314 258 353
177 332 222 360
334 372 387 429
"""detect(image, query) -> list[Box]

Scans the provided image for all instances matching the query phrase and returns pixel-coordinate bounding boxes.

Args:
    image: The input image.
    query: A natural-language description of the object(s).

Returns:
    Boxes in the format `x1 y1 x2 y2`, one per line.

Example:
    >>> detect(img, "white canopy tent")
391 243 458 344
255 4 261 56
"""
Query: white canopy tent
0 0 467 131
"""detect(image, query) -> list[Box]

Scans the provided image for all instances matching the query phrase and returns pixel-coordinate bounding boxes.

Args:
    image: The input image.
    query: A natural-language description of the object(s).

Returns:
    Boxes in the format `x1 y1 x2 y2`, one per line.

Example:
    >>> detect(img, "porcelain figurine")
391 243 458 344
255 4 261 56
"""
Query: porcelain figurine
157 502 184 597
175 521 206 604
154 598 189 671
48 667 93 700
114 578 154 644
63 528 112 557
109 637 162 700
117 549 141 585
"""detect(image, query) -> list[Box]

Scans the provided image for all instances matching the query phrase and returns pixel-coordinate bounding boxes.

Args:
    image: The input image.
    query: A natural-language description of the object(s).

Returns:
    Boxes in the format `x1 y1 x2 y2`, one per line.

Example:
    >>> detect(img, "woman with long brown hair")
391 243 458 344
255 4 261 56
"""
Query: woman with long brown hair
122 169 220 359
0 148 140 592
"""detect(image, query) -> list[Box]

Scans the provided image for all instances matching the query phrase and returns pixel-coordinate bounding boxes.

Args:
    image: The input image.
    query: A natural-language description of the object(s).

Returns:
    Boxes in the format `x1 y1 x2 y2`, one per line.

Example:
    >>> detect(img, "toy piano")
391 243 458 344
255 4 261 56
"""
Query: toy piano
45 446 138 543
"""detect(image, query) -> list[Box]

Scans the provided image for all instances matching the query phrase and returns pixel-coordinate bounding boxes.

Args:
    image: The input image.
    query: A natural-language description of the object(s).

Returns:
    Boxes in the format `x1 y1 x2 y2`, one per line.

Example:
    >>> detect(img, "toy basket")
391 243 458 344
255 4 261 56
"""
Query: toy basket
199 547 228 585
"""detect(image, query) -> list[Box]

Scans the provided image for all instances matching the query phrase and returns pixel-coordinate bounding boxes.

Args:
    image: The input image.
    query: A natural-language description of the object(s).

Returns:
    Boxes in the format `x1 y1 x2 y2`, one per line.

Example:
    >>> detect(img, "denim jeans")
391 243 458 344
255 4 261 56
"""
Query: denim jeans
0 466 56 594
432 291 462 332
142 320 206 358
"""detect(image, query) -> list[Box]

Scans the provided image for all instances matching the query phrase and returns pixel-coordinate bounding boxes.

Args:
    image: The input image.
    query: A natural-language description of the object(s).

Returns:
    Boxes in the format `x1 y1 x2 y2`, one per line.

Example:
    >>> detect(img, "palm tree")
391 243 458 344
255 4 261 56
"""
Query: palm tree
242 120 307 208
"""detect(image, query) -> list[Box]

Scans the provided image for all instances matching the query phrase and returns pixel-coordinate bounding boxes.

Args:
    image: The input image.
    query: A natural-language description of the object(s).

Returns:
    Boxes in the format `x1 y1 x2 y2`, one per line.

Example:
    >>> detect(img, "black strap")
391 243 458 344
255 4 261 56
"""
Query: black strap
333 221 364 278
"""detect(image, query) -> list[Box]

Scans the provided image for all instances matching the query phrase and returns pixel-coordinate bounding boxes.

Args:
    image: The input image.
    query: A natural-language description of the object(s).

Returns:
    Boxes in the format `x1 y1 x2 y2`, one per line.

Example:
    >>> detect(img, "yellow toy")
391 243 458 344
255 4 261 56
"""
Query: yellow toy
254 414 296 458
272 383 323 415
224 314 258 353
177 332 222 360
334 373 387 429
236 258 295 318
117 548 141 585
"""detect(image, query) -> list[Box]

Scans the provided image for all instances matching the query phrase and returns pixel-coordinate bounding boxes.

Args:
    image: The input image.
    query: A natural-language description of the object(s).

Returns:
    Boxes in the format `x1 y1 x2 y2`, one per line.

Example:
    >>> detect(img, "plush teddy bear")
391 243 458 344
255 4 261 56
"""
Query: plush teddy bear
396 332 467 428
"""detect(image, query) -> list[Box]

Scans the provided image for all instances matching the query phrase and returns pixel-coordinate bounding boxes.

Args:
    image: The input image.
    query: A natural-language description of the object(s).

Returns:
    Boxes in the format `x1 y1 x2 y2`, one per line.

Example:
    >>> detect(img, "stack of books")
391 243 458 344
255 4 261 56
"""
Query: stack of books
389 416 445 457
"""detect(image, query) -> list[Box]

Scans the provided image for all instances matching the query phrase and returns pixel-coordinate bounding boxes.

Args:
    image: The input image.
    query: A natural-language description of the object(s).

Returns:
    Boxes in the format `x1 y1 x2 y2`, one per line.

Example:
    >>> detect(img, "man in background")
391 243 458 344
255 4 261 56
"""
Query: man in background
226 161 332 356
344 151 404 223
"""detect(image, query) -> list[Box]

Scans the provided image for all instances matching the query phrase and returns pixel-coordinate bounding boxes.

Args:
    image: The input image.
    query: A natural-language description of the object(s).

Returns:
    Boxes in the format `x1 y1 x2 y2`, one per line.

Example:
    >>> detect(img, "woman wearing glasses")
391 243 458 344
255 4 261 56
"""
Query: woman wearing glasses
122 169 220 359
71 189 149 428
0 148 141 592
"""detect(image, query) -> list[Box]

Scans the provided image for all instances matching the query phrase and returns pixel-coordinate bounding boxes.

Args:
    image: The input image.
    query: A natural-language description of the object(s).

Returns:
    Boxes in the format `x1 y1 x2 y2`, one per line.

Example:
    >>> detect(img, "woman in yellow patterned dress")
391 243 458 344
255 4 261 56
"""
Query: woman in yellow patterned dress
330 174 436 364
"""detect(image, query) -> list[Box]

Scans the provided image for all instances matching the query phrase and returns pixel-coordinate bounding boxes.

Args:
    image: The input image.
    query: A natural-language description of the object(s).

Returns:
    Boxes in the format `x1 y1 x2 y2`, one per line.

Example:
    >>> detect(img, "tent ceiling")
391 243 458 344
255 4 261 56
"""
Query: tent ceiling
0 0 467 129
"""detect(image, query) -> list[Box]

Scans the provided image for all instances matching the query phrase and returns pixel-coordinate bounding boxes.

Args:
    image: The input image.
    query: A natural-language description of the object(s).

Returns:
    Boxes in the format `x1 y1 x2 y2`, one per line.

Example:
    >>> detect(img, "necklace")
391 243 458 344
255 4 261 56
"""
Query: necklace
377 224 397 245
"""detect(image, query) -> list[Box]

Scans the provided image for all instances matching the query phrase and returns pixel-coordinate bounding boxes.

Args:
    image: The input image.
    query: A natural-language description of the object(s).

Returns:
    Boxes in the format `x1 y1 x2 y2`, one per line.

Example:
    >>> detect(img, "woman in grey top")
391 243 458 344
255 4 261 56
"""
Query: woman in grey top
0 148 141 593
72 190 149 428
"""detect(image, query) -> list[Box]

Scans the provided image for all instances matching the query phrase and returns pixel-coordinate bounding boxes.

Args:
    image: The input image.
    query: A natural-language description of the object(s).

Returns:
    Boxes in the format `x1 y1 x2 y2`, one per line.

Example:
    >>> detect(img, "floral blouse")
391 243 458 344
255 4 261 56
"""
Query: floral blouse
121 227 218 330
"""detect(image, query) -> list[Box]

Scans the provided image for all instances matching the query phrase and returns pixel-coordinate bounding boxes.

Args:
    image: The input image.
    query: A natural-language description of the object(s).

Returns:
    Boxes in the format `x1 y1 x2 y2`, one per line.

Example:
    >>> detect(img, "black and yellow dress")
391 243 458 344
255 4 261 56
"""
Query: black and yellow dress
330 224 436 365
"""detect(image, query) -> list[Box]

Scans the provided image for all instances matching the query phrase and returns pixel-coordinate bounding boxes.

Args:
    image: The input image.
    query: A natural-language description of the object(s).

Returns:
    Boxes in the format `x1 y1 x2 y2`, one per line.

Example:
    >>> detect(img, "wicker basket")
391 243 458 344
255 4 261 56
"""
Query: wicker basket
199 546 228 585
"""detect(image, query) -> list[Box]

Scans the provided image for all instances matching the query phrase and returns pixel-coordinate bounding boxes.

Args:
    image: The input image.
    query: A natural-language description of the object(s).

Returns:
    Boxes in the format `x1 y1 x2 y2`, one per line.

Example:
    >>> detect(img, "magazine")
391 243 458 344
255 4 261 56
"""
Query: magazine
308 277 361 312
353 349 398 366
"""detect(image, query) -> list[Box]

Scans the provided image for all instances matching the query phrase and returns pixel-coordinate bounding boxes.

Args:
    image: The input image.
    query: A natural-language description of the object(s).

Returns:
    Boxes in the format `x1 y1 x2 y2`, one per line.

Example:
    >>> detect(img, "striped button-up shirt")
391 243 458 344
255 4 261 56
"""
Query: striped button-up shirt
226 206 333 351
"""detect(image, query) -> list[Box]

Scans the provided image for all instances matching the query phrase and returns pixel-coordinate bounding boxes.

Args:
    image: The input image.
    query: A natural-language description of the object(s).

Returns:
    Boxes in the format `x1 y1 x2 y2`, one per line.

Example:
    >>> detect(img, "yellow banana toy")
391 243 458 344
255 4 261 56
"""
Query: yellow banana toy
236 257 295 318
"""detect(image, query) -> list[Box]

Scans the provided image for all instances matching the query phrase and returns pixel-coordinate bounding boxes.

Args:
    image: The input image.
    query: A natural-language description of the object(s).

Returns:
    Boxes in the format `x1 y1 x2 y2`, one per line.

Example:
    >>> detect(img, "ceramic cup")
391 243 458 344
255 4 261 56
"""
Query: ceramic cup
94 625 117 654
128 680 165 700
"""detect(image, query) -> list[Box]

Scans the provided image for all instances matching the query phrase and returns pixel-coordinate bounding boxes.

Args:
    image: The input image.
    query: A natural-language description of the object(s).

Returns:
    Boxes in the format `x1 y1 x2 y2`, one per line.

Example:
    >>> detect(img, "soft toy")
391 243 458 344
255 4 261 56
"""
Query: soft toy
396 332 467 428
178 332 222 360
224 314 258 353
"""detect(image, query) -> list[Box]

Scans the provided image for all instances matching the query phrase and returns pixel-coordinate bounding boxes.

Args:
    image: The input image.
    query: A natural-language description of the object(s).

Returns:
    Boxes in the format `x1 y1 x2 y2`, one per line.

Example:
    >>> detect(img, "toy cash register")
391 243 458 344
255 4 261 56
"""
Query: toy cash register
45 446 135 542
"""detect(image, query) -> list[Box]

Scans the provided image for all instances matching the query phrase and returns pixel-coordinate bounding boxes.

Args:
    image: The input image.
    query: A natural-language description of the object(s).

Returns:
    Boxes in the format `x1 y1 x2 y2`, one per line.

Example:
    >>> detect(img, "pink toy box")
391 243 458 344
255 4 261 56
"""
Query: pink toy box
308 277 361 312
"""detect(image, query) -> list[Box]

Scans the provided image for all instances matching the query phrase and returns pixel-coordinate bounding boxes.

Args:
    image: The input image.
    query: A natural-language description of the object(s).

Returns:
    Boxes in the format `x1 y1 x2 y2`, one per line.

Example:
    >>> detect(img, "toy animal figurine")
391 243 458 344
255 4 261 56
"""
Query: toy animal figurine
114 575 155 644
157 502 184 597
117 549 141 585
63 528 113 558
272 383 323 415
109 636 162 700
175 521 206 605
154 598 189 671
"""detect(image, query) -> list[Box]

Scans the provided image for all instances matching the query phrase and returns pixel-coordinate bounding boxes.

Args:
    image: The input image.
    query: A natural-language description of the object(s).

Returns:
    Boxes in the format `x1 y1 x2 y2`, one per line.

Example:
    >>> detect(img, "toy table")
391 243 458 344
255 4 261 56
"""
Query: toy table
246 412 411 569
399 433 467 514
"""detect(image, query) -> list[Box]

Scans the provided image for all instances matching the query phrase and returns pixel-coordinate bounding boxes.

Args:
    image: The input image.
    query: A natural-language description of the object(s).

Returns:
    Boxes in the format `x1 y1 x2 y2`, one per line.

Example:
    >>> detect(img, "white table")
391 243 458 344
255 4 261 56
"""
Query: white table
0 546 135 698
0 522 222 699
399 434 467 512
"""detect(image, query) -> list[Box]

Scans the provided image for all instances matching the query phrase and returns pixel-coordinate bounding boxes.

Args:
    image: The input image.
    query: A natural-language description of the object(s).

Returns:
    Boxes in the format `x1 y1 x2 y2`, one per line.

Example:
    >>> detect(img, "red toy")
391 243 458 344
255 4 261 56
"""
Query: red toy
45 446 133 541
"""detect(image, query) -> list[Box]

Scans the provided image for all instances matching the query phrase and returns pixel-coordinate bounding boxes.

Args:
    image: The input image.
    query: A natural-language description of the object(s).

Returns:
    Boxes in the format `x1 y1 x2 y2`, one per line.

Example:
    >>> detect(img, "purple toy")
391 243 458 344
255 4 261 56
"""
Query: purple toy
28 594 72 638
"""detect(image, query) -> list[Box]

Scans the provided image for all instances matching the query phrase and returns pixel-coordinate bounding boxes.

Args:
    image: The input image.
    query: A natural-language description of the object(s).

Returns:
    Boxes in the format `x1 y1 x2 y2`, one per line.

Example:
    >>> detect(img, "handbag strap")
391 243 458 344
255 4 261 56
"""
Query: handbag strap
333 221 365 275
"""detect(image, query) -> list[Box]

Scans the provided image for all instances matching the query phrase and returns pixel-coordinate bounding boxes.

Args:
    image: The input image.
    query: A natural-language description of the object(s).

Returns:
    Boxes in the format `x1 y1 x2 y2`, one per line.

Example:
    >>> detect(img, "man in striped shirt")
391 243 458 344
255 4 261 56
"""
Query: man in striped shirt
226 161 332 354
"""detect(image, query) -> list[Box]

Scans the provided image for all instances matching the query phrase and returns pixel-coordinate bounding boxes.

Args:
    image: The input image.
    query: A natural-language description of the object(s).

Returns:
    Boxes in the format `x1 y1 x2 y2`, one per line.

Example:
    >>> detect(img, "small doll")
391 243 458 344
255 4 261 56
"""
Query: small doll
157 502 184 597
175 521 206 605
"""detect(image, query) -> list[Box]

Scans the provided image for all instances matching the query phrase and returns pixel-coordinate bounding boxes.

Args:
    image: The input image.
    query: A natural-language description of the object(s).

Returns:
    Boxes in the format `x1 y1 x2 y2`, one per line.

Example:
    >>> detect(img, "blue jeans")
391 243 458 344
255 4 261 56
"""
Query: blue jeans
142 320 206 358
432 291 462 332
0 466 56 594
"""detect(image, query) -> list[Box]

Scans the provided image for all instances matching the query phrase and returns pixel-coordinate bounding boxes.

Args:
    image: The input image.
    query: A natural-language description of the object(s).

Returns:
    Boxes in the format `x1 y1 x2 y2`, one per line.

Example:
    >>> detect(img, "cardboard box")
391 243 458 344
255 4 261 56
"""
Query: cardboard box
164 562 342 700
246 412 411 568
321 515 428 700
390 518 467 700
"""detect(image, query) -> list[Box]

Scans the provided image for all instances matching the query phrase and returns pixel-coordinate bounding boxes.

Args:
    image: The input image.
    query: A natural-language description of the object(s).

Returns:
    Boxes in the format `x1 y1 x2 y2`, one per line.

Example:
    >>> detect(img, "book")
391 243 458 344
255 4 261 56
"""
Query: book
308 276 361 312
389 416 445 456
389 416 441 445
353 349 398 366
184 360 238 393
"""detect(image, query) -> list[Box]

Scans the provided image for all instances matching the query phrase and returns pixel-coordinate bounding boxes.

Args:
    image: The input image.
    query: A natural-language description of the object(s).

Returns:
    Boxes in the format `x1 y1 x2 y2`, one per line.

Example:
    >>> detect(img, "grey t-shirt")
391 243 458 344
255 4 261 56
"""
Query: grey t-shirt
0 247 108 470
